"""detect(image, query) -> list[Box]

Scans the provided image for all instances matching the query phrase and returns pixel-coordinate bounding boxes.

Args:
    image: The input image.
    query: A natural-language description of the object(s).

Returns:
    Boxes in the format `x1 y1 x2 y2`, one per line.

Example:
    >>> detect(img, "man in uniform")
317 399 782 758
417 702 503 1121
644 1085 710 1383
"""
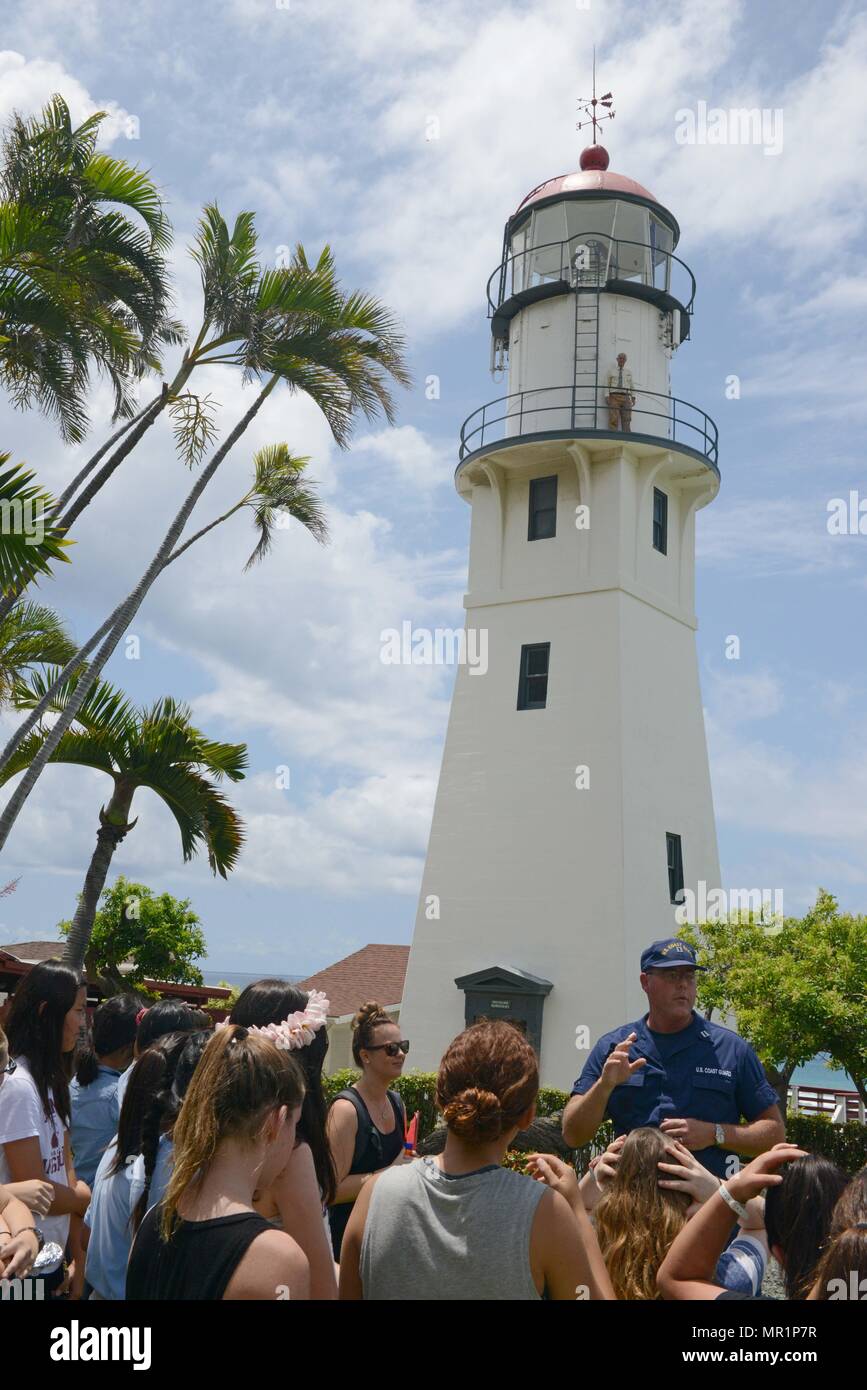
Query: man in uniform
606 352 635 431
562 938 785 1178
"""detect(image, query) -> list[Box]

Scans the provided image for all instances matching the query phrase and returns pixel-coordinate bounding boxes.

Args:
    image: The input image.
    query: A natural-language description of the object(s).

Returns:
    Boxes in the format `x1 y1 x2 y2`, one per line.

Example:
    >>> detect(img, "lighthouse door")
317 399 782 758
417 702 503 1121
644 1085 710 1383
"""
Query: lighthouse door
455 967 553 1058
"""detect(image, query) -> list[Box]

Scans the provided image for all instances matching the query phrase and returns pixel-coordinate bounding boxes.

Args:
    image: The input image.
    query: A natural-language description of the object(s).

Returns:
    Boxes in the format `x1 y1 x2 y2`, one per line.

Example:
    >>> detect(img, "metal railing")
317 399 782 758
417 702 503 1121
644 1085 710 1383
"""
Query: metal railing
487 233 696 317
459 384 719 467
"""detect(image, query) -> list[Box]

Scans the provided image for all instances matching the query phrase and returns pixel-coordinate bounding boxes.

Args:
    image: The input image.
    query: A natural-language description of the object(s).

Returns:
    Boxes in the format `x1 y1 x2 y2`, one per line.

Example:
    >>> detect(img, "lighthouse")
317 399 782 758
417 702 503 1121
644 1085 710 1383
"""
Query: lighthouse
400 99 722 1089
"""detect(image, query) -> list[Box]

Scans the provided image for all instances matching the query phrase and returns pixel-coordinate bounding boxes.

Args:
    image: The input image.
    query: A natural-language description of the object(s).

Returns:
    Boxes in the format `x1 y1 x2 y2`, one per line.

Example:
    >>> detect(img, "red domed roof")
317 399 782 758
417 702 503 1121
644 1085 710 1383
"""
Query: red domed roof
514 166 659 216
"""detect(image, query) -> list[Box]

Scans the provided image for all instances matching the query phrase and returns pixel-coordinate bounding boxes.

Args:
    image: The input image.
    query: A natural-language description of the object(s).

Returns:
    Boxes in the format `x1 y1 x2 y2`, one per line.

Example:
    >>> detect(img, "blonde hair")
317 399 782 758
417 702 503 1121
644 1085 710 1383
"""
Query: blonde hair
160 1024 304 1240
594 1127 691 1300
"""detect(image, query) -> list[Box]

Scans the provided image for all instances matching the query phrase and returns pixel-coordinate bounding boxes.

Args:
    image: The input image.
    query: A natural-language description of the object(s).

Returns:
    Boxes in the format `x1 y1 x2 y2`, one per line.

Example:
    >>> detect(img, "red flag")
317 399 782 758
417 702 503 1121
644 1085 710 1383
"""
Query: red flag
405 1110 419 1151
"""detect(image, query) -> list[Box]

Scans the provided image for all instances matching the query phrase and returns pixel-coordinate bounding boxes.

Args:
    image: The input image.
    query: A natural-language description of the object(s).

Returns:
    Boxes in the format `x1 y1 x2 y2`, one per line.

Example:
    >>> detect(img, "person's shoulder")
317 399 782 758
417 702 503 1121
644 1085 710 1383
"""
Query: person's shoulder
0 1064 40 1112
230 1225 309 1299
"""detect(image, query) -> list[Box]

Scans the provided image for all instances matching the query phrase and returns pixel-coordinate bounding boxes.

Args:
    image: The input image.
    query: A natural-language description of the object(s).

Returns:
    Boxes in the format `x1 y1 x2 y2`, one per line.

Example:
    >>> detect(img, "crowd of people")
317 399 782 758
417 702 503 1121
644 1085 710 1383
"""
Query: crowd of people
0 954 865 1301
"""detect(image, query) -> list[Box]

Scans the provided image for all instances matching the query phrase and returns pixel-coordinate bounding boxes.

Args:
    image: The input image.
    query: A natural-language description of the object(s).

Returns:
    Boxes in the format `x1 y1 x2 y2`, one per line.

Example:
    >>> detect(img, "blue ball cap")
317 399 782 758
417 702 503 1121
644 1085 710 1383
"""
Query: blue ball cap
641 937 707 972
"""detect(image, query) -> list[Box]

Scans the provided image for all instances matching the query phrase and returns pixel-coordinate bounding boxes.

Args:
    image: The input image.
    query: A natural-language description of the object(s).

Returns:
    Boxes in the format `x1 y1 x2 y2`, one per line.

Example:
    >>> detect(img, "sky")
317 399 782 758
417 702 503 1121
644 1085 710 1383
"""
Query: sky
1 0 866 979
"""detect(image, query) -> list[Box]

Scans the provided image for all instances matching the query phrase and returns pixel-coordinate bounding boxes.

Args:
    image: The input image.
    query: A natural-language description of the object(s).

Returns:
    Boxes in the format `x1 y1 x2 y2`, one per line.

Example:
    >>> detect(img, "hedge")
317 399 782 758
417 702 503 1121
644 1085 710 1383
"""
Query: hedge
322 1071 867 1172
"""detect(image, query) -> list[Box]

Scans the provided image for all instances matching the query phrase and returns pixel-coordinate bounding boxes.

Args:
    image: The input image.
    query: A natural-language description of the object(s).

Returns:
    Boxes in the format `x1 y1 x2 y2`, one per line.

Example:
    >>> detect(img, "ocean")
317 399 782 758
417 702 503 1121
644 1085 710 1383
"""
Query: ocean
200 969 303 989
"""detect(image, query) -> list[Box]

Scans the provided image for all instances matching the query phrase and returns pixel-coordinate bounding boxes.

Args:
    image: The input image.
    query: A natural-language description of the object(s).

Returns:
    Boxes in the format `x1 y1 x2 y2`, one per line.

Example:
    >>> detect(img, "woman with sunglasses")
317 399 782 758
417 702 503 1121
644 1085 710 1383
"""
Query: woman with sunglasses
327 1002 414 1261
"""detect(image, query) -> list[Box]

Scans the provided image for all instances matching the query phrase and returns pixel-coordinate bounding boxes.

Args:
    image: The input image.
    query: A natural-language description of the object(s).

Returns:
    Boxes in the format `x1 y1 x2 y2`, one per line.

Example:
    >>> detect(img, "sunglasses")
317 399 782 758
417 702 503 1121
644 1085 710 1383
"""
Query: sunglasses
365 1040 410 1058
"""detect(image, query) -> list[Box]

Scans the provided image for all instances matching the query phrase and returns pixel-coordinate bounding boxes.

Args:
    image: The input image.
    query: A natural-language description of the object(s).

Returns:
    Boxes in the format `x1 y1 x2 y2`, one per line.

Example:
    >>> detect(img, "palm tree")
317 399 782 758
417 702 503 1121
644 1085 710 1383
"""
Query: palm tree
0 95 178 442
0 452 72 597
1 670 247 972
0 208 408 849
0 440 327 788
0 599 75 705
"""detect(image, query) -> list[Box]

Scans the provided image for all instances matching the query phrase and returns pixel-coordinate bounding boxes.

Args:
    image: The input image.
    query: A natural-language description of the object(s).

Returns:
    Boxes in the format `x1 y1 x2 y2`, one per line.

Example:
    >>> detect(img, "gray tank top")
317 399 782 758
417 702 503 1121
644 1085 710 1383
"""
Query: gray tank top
359 1156 545 1300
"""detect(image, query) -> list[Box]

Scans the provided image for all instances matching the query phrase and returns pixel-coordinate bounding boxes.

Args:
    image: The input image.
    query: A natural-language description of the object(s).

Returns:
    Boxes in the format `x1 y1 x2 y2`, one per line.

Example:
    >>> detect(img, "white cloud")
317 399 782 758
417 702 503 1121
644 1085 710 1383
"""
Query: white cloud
0 50 139 143
697 498 859 578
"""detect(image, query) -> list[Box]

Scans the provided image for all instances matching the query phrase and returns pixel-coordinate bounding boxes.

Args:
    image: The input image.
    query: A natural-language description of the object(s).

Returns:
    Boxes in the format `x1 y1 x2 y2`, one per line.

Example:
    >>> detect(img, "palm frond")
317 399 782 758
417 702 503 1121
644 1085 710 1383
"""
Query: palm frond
168 391 220 468
242 442 328 568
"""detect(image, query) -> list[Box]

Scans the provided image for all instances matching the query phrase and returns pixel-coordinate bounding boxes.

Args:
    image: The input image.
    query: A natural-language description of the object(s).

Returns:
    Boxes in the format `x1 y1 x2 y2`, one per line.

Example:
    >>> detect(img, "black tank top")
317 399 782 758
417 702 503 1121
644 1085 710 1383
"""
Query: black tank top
328 1087 405 1260
126 1204 273 1300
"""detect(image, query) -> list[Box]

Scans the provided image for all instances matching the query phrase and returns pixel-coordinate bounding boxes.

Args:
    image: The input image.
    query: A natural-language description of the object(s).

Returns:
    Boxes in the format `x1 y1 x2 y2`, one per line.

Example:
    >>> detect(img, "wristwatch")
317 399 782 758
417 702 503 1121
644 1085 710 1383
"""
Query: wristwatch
714 1123 726 1146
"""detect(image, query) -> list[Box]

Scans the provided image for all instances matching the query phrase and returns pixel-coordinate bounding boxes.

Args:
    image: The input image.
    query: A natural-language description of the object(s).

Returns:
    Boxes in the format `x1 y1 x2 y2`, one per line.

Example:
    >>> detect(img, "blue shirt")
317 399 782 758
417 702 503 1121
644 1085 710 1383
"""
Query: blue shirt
70 1065 123 1188
571 1012 779 1178
84 1135 173 1301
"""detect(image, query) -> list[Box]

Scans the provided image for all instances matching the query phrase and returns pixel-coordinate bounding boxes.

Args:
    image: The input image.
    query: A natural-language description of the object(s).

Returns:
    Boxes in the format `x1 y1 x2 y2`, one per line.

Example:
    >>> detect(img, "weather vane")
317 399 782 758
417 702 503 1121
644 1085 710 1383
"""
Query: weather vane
576 47 615 145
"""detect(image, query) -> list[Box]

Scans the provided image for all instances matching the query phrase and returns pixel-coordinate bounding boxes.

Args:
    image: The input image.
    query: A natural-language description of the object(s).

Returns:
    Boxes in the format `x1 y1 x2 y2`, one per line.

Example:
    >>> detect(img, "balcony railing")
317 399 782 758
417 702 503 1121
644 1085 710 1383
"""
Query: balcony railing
459 384 719 469
487 233 696 319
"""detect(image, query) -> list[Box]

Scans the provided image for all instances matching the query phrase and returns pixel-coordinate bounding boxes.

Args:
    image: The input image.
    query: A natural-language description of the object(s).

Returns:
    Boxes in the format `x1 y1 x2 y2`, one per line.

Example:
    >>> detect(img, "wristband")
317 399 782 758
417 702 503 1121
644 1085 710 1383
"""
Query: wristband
717 1183 749 1221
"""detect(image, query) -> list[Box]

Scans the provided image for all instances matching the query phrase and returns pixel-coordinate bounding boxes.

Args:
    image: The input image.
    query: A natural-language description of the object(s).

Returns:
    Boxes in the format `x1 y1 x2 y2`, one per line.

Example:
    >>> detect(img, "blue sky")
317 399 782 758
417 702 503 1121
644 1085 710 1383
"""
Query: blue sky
1 0 866 978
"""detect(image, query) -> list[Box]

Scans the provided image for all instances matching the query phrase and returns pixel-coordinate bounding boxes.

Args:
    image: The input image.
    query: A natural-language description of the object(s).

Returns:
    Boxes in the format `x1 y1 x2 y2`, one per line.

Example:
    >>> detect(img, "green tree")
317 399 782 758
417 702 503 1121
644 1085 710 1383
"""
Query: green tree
58 875 207 995
680 892 867 1108
0 598 75 705
0 95 177 442
1 671 247 973
0 454 72 599
0 210 408 846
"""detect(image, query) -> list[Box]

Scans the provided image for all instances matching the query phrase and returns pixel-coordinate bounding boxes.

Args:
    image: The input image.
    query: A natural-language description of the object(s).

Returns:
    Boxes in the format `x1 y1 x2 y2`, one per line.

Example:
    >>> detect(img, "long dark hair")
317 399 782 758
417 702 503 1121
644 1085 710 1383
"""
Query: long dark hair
133 1029 211 1233
230 979 336 1205
136 1000 210 1052
4 960 81 1126
765 1153 850 1299
75 993 141 1087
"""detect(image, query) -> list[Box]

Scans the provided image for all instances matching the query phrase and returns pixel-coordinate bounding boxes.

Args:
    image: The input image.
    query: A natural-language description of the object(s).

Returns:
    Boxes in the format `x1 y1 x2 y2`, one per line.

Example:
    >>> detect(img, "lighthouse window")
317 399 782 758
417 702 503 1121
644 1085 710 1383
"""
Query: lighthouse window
517 643 550 710
529 475 558 540
666 832 684 904
653 487 668 554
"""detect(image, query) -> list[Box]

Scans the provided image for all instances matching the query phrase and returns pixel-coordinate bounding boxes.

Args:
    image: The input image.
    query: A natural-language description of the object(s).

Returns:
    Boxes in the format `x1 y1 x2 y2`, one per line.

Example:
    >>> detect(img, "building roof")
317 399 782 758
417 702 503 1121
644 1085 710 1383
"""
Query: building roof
295 944 410 1019
0 942 230 1003
0 941 66 964
515 167 659 217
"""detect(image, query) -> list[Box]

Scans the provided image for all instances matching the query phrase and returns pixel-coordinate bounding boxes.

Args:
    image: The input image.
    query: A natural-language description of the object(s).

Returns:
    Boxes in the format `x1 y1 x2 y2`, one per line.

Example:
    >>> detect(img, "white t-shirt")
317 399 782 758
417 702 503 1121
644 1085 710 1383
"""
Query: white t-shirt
0 1055 71 1250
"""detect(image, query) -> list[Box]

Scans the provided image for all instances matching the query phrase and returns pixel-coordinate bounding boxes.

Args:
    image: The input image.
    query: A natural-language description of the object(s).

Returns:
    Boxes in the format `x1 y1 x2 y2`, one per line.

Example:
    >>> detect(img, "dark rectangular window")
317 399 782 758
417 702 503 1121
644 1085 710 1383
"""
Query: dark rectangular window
653 487 668 554
528 475 557 541
517 642 550 710
666 832 684 904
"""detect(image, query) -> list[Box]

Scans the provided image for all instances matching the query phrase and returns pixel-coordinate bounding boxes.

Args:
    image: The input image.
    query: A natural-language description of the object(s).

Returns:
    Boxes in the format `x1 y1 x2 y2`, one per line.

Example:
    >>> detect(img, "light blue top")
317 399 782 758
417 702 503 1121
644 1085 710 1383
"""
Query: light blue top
115 1062 134 1112
84 1135 173 1300
69 1065 122 1188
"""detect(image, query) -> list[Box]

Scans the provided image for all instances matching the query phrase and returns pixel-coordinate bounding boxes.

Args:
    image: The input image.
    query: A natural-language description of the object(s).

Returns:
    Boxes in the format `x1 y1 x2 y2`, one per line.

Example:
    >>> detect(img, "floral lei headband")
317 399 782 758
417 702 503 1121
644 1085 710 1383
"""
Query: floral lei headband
216 990 330 1051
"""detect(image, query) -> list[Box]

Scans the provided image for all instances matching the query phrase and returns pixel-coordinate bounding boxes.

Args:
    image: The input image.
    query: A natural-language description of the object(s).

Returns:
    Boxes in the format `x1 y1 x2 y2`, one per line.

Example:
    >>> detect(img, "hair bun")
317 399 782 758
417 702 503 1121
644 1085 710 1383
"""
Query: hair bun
352 1001 385 1032
443 1087 503 1141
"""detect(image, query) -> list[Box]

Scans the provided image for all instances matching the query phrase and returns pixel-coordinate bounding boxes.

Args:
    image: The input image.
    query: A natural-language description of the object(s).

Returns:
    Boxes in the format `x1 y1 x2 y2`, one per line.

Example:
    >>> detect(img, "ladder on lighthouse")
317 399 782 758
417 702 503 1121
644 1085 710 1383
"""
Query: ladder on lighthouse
573 286 601 429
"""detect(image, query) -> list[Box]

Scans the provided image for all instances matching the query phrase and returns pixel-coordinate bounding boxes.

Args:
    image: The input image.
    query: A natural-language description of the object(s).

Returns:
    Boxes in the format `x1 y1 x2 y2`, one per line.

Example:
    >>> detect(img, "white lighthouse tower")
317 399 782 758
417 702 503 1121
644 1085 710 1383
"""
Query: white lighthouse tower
400 97 722 1090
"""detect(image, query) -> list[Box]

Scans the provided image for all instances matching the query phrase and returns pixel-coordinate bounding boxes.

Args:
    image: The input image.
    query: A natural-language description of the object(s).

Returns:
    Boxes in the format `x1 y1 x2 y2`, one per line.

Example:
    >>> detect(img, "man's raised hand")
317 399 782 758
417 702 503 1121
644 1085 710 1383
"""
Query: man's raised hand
600 1032 647 1090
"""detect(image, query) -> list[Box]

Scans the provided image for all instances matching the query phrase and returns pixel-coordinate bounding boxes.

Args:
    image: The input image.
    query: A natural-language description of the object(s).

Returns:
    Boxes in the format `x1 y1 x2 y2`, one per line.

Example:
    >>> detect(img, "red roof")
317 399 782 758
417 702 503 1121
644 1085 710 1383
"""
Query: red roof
295 943 410 1019
0 941 65 964
0 943 230 1002
515 167 659 217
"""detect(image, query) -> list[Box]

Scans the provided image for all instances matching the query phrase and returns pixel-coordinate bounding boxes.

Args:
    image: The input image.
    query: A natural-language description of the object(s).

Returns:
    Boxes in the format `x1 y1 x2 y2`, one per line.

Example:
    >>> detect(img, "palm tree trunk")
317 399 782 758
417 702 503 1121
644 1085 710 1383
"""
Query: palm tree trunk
0 377 276 855
0 608 118 774
62 786 136 975
0 374 186 630
0 485 243 777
